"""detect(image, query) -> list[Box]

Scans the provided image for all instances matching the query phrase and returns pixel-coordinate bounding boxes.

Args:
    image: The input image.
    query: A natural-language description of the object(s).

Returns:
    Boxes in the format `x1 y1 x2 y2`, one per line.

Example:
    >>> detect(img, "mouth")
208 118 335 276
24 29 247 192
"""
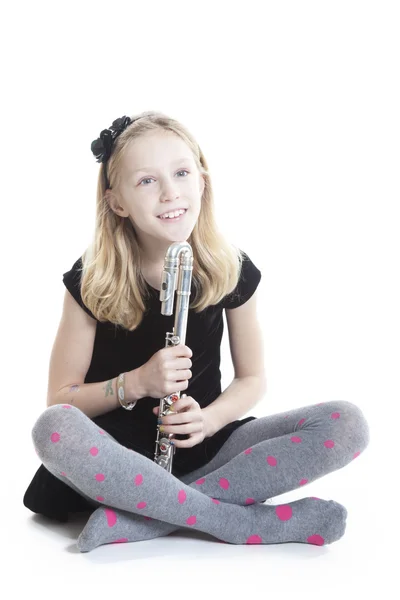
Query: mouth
157 209 188 223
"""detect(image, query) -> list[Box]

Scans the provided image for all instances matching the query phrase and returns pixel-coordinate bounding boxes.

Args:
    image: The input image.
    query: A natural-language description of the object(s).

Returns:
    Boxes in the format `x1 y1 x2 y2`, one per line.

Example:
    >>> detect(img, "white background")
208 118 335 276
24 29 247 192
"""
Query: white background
1 0 398 597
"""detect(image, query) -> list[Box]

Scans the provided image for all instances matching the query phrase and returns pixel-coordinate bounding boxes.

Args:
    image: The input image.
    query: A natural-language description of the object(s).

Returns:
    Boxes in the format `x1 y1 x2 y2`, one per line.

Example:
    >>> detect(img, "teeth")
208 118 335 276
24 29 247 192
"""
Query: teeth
160 209 186 219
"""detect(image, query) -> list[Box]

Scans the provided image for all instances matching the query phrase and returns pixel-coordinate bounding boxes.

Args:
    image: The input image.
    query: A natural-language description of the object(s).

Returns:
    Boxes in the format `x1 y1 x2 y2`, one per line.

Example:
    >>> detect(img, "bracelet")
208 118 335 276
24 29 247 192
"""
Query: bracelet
117 373 137 411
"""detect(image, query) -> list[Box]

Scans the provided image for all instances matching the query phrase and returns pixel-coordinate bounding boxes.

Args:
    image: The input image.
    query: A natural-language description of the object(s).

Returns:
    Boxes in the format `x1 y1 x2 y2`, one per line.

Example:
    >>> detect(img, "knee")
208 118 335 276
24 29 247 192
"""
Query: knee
31 404 80 453
326 400 370 452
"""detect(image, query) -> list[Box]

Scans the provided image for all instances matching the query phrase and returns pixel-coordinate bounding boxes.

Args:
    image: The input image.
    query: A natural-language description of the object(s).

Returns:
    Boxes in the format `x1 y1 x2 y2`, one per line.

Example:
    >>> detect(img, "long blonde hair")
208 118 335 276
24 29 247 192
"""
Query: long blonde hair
80 110 244 331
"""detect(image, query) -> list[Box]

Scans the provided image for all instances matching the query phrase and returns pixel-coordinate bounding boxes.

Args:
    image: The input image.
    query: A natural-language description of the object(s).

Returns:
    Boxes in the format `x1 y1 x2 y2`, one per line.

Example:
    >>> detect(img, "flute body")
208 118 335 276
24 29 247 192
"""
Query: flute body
153 241 193 472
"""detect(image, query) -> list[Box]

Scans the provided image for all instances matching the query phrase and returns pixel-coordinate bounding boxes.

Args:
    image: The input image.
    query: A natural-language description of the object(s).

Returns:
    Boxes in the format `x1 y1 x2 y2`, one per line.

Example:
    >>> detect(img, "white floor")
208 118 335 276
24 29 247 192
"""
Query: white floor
10 440 393 600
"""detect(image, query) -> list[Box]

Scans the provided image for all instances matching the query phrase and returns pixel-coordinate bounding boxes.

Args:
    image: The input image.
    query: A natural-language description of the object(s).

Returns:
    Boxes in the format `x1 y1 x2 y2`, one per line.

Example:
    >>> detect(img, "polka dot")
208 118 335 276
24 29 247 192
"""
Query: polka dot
186 515 197 526
95 473 105 481
211 498 220 504
324 440 335 448
307 534 325 546
62 405 72 409
353 451 361 459
244 448 253 455
331 412 340 419
50 432 60 443
90 447 99 456
291 436 302 443
219 478 230 490
60 472 66 477
105 508 117 527
246 534 262 544
112 538 128 544
310 497 320 500
144 516 152 521
245 498 255 505
299 479 308 485
96 496 104 502
316 402 325 406
98 430 105 435
134 474 143 486
195 477 206 485
276 505 293 521
178 490 187 504
298 418 306 426
137 501 147 509
267 455 277 466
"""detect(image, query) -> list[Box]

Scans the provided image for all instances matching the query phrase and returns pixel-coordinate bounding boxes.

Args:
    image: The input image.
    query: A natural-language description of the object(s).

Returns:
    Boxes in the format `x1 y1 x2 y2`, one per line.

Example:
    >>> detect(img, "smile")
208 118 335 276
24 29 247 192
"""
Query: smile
157 209 187 222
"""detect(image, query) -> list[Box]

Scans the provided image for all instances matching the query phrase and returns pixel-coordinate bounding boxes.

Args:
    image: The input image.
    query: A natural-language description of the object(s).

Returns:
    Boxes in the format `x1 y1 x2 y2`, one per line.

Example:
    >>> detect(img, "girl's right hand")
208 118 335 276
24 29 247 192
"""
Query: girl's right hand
136 344 193 399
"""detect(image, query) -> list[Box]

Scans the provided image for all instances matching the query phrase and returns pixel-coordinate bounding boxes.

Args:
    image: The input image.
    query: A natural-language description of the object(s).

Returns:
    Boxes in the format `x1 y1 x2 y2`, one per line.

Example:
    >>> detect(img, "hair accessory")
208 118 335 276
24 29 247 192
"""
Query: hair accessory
91 115 134 188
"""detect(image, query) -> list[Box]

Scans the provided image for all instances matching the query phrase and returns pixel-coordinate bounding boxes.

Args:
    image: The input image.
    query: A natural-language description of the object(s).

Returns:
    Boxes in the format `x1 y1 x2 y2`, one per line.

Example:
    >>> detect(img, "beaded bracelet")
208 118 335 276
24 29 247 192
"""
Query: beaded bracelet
117 372 137 410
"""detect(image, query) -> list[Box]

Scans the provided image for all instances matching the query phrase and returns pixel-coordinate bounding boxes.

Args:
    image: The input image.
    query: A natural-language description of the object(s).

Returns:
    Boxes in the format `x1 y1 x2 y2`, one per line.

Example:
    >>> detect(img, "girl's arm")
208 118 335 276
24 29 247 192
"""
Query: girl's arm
203 375 266 435
49 368 144 419
46 289 145 419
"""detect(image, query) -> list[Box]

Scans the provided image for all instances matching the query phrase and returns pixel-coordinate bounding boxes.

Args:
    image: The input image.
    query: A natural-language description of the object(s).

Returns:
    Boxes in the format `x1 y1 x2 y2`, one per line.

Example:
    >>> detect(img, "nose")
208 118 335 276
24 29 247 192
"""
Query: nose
160 177 180 202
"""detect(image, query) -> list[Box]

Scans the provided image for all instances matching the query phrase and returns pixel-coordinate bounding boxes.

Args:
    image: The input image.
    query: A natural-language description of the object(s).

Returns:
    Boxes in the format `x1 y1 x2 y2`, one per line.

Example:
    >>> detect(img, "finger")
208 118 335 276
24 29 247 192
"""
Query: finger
160 420 201 435
171 395 193 413
162 410 199 426
173 433 203 449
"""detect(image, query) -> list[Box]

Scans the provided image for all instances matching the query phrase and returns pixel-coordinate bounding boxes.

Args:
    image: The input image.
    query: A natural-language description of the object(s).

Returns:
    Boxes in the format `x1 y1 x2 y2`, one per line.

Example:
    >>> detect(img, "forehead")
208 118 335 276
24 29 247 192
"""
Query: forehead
123 131 194 175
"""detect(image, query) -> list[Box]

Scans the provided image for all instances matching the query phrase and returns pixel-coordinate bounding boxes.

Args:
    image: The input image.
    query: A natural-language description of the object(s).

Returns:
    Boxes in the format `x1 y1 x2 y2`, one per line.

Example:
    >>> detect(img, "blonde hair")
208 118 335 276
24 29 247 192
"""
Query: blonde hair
80 110 244 331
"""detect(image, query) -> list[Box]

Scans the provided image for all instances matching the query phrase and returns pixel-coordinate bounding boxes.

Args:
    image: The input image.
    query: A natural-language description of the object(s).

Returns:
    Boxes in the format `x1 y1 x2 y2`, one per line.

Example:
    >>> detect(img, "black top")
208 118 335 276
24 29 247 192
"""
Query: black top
23 250 262 522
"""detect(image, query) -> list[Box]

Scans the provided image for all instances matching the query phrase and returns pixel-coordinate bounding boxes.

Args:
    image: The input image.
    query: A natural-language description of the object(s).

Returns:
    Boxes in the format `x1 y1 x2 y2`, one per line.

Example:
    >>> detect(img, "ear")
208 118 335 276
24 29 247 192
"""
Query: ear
106 190 129 217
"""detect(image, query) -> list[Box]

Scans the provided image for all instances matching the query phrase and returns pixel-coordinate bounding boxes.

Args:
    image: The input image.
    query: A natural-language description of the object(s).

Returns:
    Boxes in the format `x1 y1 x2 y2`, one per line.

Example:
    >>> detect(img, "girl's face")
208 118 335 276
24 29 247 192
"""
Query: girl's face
110 130 205 252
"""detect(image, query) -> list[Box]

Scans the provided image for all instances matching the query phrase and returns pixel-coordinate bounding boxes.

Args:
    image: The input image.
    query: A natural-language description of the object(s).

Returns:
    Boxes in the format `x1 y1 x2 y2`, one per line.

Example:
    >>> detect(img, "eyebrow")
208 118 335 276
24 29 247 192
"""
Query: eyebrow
130 158 191 175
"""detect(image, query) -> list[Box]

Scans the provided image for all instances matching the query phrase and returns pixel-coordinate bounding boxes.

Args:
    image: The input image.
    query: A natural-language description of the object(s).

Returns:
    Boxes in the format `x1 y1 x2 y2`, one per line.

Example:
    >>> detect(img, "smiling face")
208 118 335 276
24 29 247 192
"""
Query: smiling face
106 129 205 266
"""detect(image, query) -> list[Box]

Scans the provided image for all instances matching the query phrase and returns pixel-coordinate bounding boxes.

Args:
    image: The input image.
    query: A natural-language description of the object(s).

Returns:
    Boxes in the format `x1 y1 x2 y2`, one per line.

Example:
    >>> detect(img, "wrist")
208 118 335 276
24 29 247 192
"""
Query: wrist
203 407 219 437
126 367 147 402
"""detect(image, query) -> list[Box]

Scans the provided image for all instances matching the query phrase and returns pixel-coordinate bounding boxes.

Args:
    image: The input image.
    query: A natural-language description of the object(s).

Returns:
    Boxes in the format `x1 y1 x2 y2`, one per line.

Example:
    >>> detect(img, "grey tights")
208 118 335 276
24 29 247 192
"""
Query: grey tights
31 400 370 551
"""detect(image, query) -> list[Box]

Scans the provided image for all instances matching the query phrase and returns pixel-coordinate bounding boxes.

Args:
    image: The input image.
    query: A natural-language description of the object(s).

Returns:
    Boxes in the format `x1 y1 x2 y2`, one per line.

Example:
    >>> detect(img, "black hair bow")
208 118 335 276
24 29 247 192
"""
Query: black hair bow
91 115 133 164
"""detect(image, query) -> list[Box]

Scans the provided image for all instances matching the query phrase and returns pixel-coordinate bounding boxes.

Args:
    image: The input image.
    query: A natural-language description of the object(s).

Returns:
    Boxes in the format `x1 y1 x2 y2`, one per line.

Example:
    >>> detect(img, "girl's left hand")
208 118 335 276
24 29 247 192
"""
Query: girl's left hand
152 395 214 448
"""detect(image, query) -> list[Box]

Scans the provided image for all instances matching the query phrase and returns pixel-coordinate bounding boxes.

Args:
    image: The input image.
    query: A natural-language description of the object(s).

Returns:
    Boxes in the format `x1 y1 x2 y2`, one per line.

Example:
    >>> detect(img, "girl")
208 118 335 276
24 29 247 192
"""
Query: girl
23 111 370 551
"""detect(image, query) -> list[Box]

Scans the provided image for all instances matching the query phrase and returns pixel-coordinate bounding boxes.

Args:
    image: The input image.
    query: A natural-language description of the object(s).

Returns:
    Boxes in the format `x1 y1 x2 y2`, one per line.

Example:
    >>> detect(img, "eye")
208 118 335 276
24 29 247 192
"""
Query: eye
139 170 190 185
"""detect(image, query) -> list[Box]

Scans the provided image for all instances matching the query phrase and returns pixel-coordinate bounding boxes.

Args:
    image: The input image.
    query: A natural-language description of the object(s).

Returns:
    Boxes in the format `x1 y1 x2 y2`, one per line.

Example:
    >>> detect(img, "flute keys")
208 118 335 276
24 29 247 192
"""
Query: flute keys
156 455 170 470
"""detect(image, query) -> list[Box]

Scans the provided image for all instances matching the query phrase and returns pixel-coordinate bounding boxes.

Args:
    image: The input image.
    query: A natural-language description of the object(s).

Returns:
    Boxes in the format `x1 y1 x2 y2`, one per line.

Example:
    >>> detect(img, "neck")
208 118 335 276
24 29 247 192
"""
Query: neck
139 239 189 268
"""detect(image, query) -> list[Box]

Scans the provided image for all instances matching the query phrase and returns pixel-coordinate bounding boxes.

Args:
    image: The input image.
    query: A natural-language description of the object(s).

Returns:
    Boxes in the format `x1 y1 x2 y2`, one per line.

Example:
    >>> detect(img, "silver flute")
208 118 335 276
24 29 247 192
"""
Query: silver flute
154 241 193 472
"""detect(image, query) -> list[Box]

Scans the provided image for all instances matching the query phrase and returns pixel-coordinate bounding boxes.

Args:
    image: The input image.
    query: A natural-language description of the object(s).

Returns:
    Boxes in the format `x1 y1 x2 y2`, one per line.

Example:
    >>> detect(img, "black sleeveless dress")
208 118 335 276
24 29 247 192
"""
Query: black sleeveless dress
23 250 262 522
